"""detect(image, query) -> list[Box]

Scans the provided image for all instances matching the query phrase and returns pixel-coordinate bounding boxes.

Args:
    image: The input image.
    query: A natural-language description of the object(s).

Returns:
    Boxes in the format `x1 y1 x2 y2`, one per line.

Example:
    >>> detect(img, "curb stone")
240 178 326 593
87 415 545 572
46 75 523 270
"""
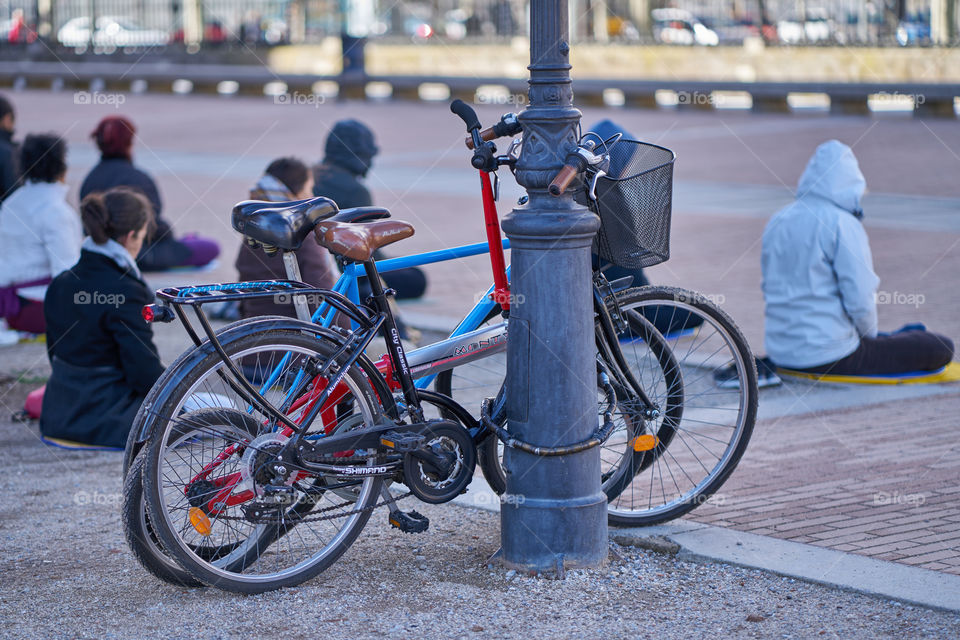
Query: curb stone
612 522 960 614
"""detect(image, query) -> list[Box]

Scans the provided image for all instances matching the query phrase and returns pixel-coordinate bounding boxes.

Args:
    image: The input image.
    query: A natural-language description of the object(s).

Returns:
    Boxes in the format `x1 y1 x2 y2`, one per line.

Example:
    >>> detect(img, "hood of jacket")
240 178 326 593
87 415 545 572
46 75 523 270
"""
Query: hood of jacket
796 139 865 216
323 120 378 177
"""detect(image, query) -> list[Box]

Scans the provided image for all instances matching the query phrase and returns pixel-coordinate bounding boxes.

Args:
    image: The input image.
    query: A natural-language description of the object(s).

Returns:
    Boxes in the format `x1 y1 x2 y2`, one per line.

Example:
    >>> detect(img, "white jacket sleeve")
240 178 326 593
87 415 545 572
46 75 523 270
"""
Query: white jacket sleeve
833 216 879 338
42 202 82 277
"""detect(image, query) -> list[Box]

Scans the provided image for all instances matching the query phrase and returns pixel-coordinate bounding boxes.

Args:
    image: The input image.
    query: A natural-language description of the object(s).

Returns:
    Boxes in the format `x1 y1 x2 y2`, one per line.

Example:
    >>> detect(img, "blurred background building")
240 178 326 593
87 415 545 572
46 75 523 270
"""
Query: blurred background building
0 0 956 49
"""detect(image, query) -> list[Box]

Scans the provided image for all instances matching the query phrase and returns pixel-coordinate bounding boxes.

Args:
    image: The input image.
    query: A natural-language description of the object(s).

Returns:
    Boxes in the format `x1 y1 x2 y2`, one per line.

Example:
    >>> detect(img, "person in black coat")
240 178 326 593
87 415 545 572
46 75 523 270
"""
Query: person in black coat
0 94 17 203
313 119 427 300
80 115 220 272
41 187 164 448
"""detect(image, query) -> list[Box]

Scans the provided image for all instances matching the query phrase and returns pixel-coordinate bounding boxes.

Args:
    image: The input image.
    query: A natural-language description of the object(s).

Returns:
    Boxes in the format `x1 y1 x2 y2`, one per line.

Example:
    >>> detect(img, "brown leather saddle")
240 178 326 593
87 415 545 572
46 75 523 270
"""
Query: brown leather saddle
313 219 415 262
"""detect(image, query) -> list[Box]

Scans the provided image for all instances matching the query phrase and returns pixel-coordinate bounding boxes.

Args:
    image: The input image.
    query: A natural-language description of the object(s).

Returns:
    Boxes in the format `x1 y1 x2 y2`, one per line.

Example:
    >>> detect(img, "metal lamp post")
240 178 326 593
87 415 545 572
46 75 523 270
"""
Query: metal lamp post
499 0 607 572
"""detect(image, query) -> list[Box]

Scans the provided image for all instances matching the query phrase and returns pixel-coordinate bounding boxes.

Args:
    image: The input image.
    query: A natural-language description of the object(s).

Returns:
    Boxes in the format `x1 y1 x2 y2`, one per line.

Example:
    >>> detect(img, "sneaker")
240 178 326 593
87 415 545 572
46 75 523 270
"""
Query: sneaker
756 357 783 388
713 356 782 389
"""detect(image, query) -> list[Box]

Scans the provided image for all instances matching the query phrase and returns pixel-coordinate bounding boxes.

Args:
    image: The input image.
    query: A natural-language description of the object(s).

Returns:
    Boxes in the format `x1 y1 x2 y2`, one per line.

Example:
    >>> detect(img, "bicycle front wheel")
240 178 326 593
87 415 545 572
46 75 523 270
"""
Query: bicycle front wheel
604 286 757 525
141 328 384 593
444 285 758 526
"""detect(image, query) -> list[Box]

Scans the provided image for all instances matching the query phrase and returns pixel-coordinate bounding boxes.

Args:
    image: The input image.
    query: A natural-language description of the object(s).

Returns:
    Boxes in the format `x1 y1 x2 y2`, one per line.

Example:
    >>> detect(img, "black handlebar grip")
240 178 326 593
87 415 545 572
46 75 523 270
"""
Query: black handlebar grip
450 99 481 132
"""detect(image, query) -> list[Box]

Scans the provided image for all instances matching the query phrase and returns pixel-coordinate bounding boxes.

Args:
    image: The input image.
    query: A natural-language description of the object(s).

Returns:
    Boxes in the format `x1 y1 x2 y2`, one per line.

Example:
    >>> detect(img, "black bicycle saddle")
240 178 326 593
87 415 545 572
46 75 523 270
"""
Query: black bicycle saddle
231 196 391 252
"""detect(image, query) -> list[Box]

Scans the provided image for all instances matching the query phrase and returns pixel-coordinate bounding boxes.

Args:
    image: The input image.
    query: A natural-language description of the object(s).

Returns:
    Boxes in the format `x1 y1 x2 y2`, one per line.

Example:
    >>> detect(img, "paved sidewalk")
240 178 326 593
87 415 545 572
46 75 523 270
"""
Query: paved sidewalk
686 390 960 575
3 92 959 618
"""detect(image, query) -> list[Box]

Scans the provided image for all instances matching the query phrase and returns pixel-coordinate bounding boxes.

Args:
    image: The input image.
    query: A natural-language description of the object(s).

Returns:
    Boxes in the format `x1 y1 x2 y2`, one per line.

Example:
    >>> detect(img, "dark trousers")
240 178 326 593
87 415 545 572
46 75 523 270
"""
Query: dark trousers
798 331 954 376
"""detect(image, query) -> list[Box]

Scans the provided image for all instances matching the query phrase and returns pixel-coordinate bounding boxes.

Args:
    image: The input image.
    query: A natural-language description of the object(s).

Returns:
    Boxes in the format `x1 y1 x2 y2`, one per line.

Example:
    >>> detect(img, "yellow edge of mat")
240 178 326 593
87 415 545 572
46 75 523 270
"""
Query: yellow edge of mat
778 361 960 385
41 436 120 450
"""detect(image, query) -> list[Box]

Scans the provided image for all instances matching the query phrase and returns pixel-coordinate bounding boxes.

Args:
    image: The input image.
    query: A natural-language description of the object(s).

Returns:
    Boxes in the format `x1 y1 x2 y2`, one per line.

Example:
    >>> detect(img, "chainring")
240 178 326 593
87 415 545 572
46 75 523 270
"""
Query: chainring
402 421 476 504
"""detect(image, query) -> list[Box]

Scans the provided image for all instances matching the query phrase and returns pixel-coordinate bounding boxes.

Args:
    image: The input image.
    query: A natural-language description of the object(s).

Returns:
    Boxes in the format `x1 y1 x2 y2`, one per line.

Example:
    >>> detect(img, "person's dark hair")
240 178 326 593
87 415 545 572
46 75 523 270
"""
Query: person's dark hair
91 115 136 160
20 134 67 183
0 94 13 122
265 157 310 195
81 187 156 245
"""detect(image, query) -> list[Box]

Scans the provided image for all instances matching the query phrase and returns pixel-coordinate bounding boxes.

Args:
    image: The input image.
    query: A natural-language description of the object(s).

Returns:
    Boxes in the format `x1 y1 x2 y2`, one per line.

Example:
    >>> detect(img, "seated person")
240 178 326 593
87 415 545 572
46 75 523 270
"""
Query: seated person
0 134 82 334
235 157 338 319
80 115 219 272
41 187 164 448
0 94 18 203
762 140 953 375
314 119 426 300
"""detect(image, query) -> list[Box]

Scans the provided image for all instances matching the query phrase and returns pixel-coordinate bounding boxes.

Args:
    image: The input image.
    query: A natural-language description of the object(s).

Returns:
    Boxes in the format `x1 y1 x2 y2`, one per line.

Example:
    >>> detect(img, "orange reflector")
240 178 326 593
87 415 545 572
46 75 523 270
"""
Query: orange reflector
189 507 212 536
631 434 659 452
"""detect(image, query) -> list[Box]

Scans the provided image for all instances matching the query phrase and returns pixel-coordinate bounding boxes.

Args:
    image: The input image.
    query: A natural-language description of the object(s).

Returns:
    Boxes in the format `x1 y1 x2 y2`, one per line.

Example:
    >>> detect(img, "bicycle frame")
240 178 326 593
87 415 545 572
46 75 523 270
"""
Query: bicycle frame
319 238 512 391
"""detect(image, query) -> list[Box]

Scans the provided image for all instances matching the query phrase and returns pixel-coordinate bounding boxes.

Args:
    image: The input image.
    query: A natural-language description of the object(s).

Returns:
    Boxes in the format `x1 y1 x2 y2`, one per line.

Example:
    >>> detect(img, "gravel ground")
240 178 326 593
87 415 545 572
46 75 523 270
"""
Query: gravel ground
2 381 959 639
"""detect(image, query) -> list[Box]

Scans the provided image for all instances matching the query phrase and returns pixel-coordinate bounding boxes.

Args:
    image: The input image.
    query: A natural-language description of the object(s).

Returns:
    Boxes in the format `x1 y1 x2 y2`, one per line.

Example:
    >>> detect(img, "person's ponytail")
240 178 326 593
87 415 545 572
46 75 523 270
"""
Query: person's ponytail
80 193 112 244
80 187 154 245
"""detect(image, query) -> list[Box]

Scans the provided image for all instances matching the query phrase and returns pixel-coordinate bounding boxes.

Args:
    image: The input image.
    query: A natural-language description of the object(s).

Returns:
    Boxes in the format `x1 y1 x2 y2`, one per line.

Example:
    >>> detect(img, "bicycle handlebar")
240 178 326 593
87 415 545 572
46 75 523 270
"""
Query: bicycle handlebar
464 113 522 149
548 141 605 196
548 163 580 196
450 99 481 132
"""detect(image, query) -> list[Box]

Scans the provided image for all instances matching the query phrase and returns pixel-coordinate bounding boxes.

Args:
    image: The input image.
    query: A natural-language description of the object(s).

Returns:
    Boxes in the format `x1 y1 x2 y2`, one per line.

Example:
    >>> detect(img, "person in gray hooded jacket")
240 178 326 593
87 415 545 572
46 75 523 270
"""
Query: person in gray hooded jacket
761 140 953 375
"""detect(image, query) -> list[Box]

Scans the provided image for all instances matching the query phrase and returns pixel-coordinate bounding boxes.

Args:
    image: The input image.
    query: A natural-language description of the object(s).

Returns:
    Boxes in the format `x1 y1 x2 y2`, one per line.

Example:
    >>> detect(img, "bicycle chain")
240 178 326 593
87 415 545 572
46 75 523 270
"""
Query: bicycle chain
211 490 413 525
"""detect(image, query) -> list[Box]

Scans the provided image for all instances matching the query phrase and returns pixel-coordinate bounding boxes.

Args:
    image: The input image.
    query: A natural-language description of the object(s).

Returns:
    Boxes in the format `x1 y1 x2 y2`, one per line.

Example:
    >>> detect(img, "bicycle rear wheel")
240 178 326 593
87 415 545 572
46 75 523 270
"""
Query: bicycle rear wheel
141 328 384 593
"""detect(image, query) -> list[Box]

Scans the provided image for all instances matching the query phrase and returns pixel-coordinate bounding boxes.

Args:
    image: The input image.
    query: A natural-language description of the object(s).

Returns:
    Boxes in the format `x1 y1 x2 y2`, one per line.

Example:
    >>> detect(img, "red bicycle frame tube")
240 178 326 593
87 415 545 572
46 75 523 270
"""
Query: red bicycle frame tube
479 170 511 309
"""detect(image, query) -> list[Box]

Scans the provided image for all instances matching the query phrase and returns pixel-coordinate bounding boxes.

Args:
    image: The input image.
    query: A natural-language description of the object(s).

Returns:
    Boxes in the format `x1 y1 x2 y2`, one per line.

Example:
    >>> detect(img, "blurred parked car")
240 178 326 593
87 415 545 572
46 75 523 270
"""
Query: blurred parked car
2 10 38 43
700 18 760 45
896 20 931 46
651 8 719 46
171 20 227 45
57 16 167 47
776 9 833 44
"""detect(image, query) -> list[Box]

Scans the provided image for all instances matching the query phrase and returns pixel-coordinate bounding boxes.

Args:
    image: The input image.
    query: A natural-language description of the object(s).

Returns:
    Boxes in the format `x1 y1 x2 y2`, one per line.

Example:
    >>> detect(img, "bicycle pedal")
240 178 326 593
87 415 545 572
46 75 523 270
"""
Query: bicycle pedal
380 430 426 452
389 509 429 534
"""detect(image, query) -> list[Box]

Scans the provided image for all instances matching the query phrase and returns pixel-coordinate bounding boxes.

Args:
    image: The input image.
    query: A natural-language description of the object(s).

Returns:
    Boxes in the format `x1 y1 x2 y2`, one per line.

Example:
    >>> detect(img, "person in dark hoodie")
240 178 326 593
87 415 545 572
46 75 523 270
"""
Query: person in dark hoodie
80 115 220 272
41 187 164 448
313 119 427 300
0 94 18 202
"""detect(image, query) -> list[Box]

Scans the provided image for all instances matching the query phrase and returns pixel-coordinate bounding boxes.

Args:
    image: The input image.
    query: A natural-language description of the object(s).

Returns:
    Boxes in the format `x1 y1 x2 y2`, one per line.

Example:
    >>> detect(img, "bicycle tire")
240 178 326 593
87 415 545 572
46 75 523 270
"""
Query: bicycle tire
142 328 384 593
121 317 325 586
456 289 682 499
439 285 758 526
602 286 758 525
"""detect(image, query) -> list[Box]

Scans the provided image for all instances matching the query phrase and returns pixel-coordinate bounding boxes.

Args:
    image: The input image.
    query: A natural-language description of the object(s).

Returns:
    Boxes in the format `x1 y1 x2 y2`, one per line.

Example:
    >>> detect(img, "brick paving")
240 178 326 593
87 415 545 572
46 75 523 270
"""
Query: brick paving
686 391 960 574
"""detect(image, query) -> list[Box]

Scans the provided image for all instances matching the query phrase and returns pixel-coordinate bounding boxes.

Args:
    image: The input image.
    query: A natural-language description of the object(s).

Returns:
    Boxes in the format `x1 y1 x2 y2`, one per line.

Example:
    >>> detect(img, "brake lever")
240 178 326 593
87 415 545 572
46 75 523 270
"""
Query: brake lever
588 170 606 202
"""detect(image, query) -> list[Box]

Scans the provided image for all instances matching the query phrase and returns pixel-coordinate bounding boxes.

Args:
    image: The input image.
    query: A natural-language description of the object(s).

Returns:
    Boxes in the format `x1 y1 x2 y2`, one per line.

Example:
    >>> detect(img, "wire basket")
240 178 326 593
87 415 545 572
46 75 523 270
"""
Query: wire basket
588 140 676 270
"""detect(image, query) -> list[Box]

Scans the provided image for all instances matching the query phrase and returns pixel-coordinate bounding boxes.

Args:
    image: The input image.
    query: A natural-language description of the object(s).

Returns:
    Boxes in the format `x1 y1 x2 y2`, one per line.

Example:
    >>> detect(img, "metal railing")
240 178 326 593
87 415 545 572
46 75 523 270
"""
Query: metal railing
0 0 956 49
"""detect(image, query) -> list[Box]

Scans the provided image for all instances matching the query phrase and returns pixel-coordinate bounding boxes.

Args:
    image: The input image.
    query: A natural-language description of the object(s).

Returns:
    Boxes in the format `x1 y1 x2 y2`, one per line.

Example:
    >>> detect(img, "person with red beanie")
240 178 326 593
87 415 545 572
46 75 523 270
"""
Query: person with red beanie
80 115 220 272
